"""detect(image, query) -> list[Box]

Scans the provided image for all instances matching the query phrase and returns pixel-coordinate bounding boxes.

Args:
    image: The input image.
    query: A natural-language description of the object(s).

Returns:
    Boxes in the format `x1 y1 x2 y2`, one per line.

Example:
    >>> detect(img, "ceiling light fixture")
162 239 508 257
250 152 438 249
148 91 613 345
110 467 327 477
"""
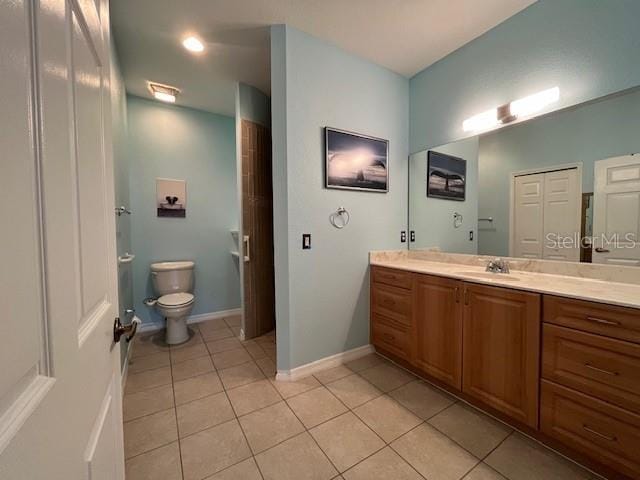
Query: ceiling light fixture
462 86 560 133
182 36 205 53
148 82 180 103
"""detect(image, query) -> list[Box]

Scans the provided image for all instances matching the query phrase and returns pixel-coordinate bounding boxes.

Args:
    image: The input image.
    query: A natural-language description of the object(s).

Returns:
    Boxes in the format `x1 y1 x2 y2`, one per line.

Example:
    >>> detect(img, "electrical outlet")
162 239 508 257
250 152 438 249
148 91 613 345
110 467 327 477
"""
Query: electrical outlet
302 233 311 249
469 230 474 241
401 231 407 243
410 230 415 242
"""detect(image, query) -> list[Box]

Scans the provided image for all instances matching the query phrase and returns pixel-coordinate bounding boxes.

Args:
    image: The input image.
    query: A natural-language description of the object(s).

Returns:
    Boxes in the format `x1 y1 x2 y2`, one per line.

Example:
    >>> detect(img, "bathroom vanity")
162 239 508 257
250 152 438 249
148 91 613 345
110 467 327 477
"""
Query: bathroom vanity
370 252 640 480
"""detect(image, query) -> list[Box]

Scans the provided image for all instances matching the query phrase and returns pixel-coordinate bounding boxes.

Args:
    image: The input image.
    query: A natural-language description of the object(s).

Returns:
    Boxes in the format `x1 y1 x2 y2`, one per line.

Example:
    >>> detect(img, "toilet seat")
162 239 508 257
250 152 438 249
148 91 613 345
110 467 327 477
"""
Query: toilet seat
157 292 194 308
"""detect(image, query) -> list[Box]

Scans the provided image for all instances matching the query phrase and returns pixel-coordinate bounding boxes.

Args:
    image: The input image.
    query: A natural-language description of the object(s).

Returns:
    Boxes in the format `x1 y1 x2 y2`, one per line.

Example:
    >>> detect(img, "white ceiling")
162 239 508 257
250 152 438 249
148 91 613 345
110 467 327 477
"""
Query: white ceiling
111 0 535 116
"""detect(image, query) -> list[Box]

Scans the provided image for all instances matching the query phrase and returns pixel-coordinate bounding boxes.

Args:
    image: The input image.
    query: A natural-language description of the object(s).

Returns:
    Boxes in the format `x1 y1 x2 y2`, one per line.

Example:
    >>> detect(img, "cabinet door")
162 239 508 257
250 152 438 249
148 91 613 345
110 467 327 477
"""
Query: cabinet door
413 274 463 389
462 283 541 427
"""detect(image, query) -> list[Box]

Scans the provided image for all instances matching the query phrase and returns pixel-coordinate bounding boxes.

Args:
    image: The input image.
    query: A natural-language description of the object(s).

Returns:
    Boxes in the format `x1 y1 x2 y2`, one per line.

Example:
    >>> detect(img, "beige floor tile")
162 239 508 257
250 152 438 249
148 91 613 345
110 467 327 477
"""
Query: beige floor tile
326 374 381 408
256 356 276 378
286 386 348 428
128 352 171 374
169 331 203 349
354 395 422 442
125 441 182 480
485 433 594 480
126 366 172 394
204 458 262 480
180 419 252 480
391 423 478 480
342 447 422 480
310 412 385 472
463 463 508 480
201 327 235 342
314 365 353 384
231 326 242 337
219 361 265 390
344 353 384 372
389 380 456 420
261 344 276 358
173 371 223 406
170 343 209 364
243 341 267 360
123 408 177 459
123 384 174 422
206 337 243 354
131 334 170 359
225 315 242 327
271 375 320 399
198 318 229 333
255 431 337 480
172 355 214 382
358 362 415 393
177 392 235 437
227 379 282 416
239 401 305 454
212 347 252 370
429 403 512 458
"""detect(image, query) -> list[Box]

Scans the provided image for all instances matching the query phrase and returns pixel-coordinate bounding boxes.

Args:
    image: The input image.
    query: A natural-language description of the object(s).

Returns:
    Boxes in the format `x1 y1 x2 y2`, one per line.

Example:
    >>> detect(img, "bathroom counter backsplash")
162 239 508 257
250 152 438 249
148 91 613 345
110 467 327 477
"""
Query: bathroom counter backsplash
370 249 640 309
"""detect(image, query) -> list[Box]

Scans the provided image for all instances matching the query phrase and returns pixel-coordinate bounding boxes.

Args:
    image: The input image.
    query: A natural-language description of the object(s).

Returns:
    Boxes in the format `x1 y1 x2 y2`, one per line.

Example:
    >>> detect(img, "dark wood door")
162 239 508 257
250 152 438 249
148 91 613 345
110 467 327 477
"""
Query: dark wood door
462 282 541 427
242 120 275 338
413 274 463 389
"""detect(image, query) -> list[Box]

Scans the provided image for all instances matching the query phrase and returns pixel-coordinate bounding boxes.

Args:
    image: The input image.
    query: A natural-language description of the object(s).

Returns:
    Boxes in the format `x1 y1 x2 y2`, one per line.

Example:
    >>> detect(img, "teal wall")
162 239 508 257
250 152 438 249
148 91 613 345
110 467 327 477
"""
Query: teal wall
127 96 240 327
478 87 640 257
409 137 478 253
238 83 270 127
271 25 409 370
409 0 640 153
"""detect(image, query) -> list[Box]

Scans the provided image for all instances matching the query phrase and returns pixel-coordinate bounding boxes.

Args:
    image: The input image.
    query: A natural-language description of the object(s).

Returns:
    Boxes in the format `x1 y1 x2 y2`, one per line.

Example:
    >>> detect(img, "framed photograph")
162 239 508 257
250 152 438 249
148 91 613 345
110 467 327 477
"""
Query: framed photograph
325 127 388 192
427 150 466 201
156 178 187 217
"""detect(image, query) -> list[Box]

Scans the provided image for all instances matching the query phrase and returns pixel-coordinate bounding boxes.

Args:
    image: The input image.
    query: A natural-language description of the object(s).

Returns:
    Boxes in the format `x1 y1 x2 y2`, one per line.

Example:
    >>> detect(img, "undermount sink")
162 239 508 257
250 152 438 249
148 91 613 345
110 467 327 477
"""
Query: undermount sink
456 271 521 281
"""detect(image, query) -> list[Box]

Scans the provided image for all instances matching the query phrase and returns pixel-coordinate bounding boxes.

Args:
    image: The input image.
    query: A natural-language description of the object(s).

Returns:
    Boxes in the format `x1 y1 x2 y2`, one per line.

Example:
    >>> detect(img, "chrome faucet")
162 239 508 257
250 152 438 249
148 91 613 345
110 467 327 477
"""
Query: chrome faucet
486 258 510 274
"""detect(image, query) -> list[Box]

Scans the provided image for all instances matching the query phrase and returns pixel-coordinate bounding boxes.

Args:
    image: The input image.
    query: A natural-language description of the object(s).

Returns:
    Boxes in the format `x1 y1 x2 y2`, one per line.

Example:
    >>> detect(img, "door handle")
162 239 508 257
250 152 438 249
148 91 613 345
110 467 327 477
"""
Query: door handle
595 247 610 253
243 235 250 262
113 317 138 343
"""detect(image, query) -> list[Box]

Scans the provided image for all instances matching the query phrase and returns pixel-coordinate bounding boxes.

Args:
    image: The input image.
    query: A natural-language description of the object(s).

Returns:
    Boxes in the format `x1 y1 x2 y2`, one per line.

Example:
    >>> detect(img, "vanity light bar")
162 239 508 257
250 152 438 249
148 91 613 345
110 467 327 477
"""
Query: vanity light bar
148 82 180 103
462 86 560 133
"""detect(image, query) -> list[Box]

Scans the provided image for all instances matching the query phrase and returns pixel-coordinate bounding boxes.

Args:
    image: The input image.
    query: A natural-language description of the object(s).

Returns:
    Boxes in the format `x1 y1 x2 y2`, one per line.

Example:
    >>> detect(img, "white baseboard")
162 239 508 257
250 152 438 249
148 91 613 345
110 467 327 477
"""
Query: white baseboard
275 344 375 382
137 308 242 333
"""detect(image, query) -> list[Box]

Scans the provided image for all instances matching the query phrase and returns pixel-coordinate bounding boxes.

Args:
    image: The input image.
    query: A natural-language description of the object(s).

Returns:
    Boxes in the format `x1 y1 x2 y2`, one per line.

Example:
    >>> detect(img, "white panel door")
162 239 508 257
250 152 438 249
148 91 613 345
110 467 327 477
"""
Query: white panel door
513 173 545 258
542 169 581 261
0 0 124 478
593 155 640 266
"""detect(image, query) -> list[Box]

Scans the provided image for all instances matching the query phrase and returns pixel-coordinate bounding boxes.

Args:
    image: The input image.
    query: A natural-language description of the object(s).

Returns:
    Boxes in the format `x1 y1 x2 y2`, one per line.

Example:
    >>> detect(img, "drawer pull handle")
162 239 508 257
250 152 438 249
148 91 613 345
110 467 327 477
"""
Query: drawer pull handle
586 316 620 327
584 363 619 376
582 424 617 442
382 298 395 306
383 333 395 342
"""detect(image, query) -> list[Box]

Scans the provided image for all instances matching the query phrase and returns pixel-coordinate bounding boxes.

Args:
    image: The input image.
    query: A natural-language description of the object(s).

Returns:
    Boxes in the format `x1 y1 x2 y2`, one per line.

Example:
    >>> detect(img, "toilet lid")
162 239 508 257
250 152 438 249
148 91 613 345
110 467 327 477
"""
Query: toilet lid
157 293 194 307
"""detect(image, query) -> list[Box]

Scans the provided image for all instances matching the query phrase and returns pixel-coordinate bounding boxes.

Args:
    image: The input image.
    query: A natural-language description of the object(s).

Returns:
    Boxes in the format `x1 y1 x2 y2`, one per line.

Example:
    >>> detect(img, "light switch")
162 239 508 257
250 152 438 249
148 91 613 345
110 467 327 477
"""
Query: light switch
302 233 311 250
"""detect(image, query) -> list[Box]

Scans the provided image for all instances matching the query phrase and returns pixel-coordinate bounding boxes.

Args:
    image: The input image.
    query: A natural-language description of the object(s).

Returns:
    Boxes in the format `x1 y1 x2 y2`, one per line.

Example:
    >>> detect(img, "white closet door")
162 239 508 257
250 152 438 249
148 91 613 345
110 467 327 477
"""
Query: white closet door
542 169 581 261
513 173 545 258
593 155 640 266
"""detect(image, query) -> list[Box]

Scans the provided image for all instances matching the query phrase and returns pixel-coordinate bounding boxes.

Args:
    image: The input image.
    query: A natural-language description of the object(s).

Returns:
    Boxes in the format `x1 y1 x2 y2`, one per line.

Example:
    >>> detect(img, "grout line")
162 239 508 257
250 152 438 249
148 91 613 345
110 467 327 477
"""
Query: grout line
168 342 186 480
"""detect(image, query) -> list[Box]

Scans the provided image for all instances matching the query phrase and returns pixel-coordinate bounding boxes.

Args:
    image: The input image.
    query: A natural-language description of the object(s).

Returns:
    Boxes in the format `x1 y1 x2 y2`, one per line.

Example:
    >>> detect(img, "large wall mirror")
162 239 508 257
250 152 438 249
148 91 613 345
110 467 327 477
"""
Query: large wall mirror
409 85 640 266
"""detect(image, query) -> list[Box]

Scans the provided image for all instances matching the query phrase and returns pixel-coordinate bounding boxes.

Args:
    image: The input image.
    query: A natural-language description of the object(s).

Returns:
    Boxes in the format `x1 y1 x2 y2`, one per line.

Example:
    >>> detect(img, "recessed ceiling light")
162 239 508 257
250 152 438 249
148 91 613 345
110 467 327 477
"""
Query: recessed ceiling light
148 82 180 103
182 36 204 53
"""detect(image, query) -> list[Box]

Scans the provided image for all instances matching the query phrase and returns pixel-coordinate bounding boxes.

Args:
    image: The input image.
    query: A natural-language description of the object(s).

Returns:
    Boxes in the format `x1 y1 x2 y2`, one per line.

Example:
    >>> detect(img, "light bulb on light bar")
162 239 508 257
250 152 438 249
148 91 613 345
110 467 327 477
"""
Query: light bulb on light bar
462 108 499 133
510 87 559 117
153 91 176 103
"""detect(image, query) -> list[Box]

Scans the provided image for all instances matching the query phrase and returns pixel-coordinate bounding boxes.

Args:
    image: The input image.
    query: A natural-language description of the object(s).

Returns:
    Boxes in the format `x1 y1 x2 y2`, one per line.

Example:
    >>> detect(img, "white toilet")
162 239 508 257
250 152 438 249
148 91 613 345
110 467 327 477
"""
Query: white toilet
150 260 195 345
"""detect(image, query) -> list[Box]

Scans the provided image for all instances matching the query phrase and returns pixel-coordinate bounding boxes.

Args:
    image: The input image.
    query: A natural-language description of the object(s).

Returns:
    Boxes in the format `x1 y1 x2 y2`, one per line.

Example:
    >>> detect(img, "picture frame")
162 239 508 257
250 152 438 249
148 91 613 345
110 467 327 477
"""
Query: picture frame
156 178 187 217
427 150 466 201
325 127 389 192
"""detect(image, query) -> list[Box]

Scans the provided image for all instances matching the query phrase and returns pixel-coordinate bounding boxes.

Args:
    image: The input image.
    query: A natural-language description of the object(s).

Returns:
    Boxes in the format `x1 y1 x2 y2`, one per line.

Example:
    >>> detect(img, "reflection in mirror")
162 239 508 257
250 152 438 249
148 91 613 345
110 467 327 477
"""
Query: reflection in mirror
409 86 640 266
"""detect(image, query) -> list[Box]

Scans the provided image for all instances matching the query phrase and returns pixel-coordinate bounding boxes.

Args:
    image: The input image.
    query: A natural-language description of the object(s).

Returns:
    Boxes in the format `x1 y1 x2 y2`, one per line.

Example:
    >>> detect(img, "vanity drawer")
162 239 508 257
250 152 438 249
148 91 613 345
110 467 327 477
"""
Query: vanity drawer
542 324 640 412
541 380 640 479
371 283 412 325
372 266 412 290
371 314 411 361
544 295 640 344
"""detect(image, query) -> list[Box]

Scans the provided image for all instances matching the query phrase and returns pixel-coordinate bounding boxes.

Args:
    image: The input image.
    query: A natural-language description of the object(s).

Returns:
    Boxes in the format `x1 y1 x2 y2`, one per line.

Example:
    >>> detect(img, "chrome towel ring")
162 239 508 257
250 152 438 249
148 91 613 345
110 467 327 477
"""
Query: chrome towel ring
330 206 350 229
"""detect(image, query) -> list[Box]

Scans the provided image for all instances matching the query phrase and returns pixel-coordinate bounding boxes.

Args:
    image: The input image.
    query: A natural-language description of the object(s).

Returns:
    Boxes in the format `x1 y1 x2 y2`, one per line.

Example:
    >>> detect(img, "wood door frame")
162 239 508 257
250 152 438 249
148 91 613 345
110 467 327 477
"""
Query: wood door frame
508 162 583 257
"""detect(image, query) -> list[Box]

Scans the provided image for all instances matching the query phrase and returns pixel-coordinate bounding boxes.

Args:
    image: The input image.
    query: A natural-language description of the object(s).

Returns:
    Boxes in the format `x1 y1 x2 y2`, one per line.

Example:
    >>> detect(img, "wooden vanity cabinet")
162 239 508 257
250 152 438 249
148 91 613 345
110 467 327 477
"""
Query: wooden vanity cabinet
461 283 541 428
413 274 463 389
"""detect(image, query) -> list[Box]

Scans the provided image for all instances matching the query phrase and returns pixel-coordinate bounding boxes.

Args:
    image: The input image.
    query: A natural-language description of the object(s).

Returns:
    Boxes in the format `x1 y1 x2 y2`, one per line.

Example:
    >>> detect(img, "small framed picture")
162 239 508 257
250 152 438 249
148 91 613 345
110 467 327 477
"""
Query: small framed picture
427 150 466 201
325 127 388 192
156 178 186 217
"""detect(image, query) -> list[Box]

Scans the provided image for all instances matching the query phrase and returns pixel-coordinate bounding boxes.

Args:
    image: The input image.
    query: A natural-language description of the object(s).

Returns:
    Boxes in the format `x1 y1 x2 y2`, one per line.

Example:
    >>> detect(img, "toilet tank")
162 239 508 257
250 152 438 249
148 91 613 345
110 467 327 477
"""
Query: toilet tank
150 261 195 296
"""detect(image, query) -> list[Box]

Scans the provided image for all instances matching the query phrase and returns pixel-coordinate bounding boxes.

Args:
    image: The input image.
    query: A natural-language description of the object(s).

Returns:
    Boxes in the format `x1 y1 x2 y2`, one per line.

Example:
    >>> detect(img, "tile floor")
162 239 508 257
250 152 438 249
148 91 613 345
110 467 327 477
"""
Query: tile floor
123 317 598 480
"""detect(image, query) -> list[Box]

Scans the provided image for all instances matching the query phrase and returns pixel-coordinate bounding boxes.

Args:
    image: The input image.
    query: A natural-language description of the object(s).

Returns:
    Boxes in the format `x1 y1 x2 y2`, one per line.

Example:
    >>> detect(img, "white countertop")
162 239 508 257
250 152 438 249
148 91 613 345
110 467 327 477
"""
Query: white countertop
371 257 640 310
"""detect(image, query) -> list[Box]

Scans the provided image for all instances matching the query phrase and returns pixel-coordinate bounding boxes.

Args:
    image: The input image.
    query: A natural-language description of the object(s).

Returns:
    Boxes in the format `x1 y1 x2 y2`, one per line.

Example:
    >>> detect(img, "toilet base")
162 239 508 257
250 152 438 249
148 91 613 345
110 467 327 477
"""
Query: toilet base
165 316 189 345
